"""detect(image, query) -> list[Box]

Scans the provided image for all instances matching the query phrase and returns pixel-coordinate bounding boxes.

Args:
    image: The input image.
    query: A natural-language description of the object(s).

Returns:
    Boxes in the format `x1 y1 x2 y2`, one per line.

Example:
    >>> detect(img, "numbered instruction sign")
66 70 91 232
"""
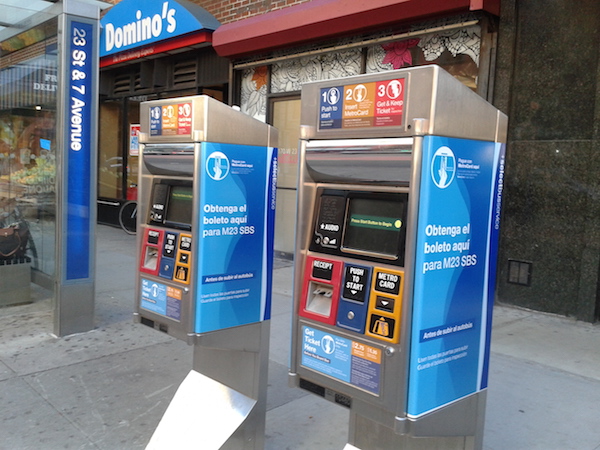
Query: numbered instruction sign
149 102 192 136
319 78 405 130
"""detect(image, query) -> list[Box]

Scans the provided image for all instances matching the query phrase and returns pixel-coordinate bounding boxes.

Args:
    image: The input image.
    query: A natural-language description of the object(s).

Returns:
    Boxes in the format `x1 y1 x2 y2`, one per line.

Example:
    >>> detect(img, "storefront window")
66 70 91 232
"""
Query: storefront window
366 25 482 90
1 20 58 290
98 99 142 202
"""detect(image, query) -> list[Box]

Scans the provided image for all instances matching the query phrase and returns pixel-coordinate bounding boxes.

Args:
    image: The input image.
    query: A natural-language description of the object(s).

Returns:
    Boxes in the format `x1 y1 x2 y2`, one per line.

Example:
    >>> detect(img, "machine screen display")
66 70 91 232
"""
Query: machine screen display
165 185 193 227
342 196 406 260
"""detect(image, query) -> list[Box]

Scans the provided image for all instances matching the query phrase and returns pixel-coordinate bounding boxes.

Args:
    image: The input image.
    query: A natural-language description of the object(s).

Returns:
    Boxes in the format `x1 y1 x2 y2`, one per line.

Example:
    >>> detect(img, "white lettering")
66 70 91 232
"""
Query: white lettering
141 17 152 40
151 14 161 37
203 204 240 214
314 260 333 270
425 224 462 238
70 97 86 151
114 27 123 48
105 23 115 51
166 4 176 32
104 2 177 53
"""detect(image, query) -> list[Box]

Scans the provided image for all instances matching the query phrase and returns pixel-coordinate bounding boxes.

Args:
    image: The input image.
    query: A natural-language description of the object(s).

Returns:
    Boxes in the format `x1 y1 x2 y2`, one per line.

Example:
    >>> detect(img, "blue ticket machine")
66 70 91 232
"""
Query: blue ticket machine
290 66 507 449
135 95 277 341
136 95 277 449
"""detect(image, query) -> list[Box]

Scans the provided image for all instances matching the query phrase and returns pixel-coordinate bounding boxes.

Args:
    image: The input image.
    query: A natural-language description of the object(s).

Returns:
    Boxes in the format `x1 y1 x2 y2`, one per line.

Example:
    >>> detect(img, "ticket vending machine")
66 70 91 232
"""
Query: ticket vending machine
135 95 277 449
290 66 507 449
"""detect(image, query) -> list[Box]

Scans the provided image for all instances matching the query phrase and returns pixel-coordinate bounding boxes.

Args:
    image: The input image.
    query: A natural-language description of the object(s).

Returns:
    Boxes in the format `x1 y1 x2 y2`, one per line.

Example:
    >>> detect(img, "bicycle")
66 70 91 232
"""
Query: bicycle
118 200 137 235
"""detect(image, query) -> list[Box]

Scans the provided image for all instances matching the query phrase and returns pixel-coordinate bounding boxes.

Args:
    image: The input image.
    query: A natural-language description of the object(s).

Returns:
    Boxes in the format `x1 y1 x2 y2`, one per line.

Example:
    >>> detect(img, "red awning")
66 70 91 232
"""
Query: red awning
100 31 212 68
213 0 500 59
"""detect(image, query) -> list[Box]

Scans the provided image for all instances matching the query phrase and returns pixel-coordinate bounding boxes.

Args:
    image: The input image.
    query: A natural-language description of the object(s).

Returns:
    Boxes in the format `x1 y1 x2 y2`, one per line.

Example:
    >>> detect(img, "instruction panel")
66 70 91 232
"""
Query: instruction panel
301 325 382 395
318 78 406 130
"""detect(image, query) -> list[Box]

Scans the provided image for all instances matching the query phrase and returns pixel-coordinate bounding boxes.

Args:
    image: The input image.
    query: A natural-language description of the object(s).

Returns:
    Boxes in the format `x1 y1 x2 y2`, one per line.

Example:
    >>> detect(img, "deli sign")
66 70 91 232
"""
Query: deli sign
100 0 220 57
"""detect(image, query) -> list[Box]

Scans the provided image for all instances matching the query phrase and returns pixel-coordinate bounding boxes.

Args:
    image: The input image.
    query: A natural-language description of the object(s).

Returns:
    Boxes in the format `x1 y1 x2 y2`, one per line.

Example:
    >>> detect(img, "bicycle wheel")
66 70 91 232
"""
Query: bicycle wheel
118 201 138 235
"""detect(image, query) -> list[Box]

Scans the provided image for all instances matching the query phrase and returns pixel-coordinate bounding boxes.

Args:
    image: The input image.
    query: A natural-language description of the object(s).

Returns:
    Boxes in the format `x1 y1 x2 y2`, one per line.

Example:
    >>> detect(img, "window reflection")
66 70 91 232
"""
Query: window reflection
1 20 58 297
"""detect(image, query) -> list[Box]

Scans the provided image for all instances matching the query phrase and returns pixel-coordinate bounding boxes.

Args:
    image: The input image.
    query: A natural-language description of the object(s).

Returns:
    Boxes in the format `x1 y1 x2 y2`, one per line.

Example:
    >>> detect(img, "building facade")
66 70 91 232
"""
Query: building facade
105 0 600 323
97 0 229 226
493 0 600 322
213 0 500 259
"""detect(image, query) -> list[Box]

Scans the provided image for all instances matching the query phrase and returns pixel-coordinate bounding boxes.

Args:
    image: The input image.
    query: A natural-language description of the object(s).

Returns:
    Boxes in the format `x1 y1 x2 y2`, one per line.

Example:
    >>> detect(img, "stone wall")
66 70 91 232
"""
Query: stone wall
495 0 600 321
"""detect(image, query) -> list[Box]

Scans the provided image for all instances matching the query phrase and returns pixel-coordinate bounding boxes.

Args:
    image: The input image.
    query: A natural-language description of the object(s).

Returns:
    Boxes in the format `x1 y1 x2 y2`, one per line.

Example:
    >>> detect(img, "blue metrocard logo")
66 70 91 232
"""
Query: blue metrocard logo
205 151 230 181
431 146 456 189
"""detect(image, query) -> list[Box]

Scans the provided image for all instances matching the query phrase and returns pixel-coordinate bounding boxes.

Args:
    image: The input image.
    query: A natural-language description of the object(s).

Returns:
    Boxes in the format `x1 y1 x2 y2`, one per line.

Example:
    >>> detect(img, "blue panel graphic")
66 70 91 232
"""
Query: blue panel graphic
480 143 506 389
141 278 167 316
159 257 175 279
301 326 351 383
149 106 162 136
66 21 94 280
319 86 343 129
407 136 503 417
194 142 277 333
140 278 181 321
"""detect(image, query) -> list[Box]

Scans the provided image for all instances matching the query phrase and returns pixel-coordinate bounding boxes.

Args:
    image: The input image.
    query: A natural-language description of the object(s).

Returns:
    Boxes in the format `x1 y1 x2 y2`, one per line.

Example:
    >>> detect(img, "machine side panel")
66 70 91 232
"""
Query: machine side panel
194 142 277 333
407 136 502 418
479 142 506 390
428 68 505 142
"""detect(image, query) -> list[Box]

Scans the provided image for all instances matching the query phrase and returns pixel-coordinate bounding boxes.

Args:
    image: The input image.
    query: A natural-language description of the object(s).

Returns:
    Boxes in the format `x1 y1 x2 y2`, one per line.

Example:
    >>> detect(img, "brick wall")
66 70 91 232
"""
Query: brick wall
103 0 312 24
198 0 311 23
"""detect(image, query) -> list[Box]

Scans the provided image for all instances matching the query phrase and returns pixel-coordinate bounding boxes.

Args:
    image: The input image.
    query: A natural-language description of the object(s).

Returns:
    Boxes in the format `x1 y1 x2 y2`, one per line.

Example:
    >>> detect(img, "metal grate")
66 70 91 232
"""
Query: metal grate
508 259 532 286
173 59 197 87
112 73 132 95
133 71 142 91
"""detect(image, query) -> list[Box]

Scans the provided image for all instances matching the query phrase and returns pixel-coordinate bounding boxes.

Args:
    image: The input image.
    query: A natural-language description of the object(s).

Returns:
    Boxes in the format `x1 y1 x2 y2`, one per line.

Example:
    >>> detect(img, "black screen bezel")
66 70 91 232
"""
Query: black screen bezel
149 179 193 231
309 189 408 266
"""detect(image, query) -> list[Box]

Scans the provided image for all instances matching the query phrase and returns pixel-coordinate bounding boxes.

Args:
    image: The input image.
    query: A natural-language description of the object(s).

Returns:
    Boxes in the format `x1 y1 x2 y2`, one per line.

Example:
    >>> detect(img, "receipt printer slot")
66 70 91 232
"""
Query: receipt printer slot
306 282 334 316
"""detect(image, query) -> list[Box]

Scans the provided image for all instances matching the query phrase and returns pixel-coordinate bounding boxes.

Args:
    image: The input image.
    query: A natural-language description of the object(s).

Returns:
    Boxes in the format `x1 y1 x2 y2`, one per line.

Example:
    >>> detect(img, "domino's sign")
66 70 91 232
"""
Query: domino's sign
100 0 220 57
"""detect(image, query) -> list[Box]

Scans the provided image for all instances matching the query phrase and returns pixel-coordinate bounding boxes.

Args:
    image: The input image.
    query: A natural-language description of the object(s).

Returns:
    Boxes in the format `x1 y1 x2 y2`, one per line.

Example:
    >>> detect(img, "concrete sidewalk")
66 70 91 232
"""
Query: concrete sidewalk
1 224 600 449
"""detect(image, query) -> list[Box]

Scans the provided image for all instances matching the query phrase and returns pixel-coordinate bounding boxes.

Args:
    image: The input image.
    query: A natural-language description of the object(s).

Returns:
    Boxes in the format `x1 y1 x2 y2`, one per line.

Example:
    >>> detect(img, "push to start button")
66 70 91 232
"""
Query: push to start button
343 264 370 302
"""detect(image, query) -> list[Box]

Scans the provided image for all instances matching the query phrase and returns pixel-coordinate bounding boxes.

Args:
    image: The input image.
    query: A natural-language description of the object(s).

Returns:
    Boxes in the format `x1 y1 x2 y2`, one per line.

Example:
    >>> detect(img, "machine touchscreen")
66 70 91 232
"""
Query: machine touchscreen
342 196 406 260
165 185 193 228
